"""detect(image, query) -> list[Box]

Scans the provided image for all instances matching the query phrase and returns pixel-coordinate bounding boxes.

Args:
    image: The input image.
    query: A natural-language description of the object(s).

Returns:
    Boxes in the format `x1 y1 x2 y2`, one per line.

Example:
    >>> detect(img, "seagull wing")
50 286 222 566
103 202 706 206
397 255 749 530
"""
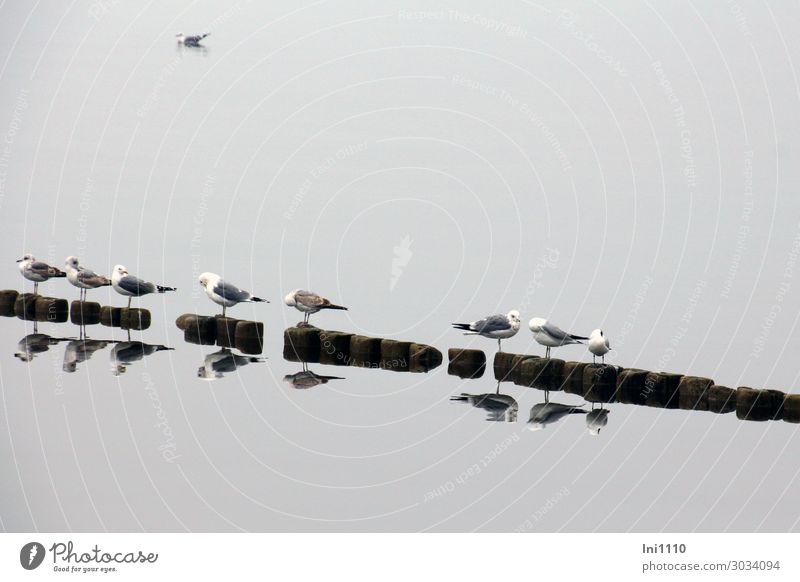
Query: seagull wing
541 321 576 343
117 275 156 296
473 314 511 333
294 290 327 308
213 280 250 302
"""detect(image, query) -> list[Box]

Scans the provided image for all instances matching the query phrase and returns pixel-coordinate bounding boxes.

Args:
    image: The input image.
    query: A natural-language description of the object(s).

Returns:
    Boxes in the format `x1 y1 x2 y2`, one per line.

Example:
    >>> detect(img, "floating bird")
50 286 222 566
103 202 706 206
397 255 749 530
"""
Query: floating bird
110 340 173 375
283 369 344 389
14 333 65 362
452 310 521 350
197 347 264 380
588 328 611 364
64 256 111 302
450 389 518 422
528 317 587 358
586 408 610 435
284 289 348 324
176 32 209 46
527 401 586 431
111 265 177 308
198 272 268 317
17 254 66 294
63 338 110 373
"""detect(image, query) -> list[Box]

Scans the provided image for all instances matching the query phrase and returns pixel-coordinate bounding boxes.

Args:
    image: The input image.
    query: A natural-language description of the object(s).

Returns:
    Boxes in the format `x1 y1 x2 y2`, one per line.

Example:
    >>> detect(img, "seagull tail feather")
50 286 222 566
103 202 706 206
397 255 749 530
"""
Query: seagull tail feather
250 296 269 303
156 285 177 293
323 304 348 311
451 323 472 331
53 270 67 278
569 334 588 341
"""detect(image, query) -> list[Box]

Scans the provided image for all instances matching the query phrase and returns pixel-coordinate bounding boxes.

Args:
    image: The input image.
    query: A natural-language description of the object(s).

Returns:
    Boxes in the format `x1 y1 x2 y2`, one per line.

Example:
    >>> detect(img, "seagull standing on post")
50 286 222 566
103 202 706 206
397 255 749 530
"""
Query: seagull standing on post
284 289 348 325
528 317 587 358
111 265 176 308
17 254 66 294
64 256 111 302
198 272 268 317
451 310 521 350
588 329 611 364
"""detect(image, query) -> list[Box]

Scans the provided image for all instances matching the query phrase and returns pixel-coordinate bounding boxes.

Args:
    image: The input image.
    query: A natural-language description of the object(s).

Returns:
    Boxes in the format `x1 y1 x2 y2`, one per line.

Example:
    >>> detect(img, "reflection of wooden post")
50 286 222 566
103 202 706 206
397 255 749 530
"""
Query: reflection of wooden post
350 335 382 367
409 343 442 373
447 348 486 379
0 290 20 316
736 387 785 421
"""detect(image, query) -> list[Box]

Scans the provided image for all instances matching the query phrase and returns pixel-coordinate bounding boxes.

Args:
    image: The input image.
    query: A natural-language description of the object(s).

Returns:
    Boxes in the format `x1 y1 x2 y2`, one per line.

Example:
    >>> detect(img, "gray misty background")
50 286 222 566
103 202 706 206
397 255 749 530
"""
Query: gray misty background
0 0 799 532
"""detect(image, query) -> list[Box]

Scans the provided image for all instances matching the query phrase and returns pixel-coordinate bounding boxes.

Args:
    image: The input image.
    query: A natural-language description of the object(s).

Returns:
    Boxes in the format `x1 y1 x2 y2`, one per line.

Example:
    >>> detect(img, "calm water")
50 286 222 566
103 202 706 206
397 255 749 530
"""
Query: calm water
1 0 799 532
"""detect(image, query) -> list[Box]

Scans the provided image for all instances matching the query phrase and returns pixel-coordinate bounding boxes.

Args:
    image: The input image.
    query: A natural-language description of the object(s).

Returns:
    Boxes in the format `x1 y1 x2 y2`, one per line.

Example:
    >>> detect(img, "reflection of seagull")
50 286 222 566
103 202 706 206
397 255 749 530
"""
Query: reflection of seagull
588 329 611 363
17 254 66 294
528 317 587 358
110 341 173 375
197 347 265 380
527 401 585 430
284 289 348 324
283 369 344 389
63 339 109 373
15 333 64 362
451 391 518 422
586 408 610 435
176 32 209 46
65 256 111 301
111 265 176 308
199 272 268 317
452 310 521 350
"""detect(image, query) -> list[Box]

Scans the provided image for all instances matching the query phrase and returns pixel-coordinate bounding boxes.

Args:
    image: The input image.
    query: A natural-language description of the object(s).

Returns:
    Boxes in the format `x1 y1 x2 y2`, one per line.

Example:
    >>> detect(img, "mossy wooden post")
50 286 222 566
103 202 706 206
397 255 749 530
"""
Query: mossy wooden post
215 316 239 348
409 343 442 373
350 335 382 367
70 300 101 325
678 376 714 411
101 306 123 327
235 321 264 355
517 358 564 391
0 290 19 316
783 394 800 423
183 315 217 345
319 331 353 366
447 348 486 379
616 369 650 405
583 364 618 402
121 308 151 330
707 385 736 414
736 387 785 421
283 327 321 363
380 340 410 371
14 293 39 320
562 361 588 396
643 372 682 408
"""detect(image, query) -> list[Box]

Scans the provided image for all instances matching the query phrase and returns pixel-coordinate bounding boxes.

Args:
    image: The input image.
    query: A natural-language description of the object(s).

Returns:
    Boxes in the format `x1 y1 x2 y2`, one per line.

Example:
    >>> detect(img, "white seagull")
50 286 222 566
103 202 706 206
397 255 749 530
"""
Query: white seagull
65 256 111 301
452 310 521 350
176 32 209 46
111 265 177 308
586 408 610 435
284 289 348 324
588 328 611 364
198 272 268 317
528 317 587 358
17 254 66 294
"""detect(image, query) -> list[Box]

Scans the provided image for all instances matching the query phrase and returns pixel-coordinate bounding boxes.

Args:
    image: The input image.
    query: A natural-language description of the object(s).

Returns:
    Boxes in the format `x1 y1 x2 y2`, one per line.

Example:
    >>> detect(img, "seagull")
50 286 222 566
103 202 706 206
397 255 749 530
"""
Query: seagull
62 338 109 373
197 347 265 380
111 265 177 308
451 310 521 350
17 254 66 294
198 272 268 317
588 329 611 364
15 333 65 362
450 389 518 422
110 341 173 375
176 32 209 46
528 317 587 358
527 401 586 431
283 289 348 324
64 256 111 302
586 408 610 435
283 369 344 389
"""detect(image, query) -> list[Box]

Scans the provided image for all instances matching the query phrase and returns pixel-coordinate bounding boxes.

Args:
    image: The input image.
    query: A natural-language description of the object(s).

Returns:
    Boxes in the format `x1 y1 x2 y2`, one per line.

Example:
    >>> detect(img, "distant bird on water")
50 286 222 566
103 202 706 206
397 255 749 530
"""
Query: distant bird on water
451 310 520 350
588 329 611 364
198 272 268 317
284 289 348 325
528 317 587 358
64 256 111 302
111 265 176 308
176 32 209 47
17 254 66 294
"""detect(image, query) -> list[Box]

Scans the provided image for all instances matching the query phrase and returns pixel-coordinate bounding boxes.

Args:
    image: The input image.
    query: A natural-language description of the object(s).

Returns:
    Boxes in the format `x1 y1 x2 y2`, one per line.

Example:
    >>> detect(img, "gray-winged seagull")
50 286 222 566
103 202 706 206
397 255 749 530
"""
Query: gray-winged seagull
451 310 520 350
284 289 348 324
198 272 268 317
111 265 177 308
17 254 66 294
176 32 209 46
588 328 611 364
64 256 111 302
528 317 587 358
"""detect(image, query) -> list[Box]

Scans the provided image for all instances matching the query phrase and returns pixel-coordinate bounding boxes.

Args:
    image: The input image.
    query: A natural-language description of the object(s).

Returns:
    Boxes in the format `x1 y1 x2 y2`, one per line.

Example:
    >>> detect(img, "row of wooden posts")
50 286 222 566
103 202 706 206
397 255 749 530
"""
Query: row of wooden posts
448 348 800 424
1 290 150 329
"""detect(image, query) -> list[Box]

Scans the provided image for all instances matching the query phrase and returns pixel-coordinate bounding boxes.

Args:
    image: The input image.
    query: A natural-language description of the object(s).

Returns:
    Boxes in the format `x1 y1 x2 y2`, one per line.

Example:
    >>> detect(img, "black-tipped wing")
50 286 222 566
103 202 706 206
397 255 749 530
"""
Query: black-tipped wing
117 275 156 296
473 315 511 334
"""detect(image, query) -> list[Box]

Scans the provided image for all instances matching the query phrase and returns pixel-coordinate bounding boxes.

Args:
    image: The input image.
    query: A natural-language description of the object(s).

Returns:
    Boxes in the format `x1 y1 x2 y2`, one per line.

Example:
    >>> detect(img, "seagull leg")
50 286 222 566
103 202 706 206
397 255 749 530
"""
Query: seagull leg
222 305 226 317
593 354 596 364
497 338 501 351
127 297 131 309
34 282 38 295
